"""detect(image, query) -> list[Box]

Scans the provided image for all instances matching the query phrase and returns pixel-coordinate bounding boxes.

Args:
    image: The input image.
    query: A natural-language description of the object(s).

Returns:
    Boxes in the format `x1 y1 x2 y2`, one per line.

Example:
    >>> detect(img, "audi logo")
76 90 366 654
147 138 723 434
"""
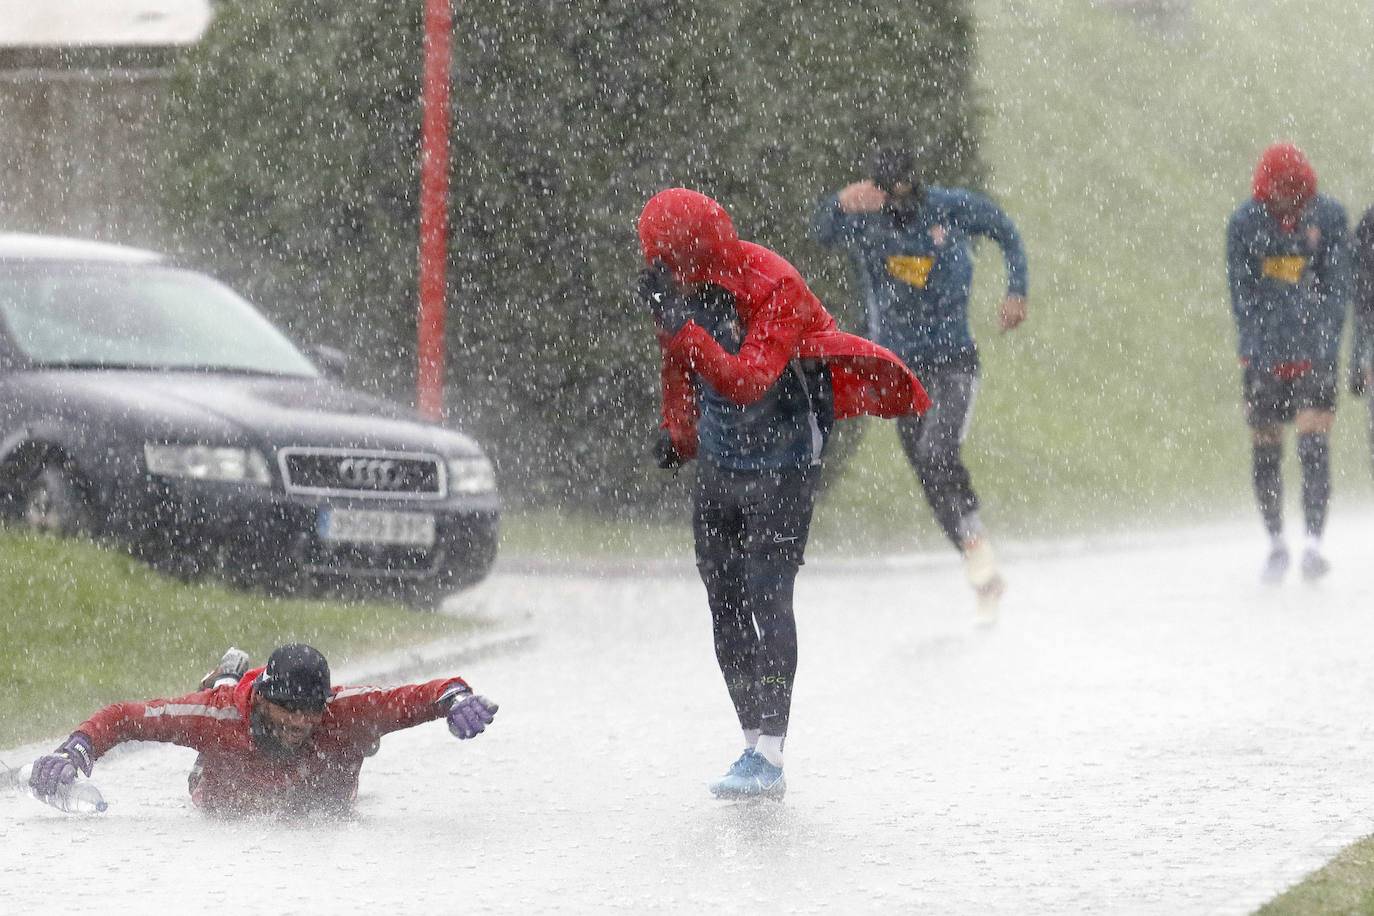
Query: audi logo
337 457 403 489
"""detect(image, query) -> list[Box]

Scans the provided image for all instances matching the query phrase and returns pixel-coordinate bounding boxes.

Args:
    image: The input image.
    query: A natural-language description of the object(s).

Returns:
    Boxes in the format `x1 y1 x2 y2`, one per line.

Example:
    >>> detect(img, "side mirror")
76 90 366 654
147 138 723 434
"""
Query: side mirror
308 344 350 378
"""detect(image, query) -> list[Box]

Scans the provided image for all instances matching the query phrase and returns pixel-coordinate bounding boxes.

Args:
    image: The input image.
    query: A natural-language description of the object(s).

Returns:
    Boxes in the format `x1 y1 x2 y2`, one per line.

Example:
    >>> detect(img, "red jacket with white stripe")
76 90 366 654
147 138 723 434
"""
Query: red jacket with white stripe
74 667 468 815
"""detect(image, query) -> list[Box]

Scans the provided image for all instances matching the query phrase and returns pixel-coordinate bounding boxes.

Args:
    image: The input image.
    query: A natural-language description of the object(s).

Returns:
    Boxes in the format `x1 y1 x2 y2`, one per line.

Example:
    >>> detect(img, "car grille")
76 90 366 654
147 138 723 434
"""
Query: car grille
279 448 444 499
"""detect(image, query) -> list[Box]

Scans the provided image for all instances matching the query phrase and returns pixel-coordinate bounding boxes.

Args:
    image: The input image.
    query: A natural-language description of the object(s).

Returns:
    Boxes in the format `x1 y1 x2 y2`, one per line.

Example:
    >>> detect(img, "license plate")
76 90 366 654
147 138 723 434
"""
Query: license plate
318 508 436 546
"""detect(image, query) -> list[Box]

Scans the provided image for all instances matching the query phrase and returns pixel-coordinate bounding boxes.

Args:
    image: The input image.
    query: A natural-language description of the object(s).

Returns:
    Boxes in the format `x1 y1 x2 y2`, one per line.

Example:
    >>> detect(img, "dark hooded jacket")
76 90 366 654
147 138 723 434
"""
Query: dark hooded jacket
1226 143 1349 375
638 188 929 461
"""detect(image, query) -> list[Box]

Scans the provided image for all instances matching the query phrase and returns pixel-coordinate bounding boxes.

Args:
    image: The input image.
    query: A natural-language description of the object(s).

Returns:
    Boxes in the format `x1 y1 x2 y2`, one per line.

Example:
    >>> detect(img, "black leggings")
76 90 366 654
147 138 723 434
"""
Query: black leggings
896 367 981 548
692 463 819 737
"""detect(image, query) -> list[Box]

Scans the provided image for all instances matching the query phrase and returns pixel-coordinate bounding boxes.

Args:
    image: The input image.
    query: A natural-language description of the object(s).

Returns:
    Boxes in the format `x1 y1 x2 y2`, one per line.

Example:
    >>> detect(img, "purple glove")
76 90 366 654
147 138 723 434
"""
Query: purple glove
30 733 94 797
443 689 498 739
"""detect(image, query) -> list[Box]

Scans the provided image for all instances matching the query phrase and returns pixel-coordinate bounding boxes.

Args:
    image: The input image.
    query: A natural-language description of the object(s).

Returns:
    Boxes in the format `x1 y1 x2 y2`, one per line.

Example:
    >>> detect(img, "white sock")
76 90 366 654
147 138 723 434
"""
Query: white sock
755 735 785 768
741 728 761 749
1271 534 1287 552
1304 533 1322 555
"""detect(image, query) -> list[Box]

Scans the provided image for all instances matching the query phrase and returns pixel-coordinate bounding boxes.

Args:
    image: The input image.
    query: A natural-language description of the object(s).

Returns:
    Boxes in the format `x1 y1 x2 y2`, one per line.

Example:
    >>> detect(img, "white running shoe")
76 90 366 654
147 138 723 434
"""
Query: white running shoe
963 540 1004 624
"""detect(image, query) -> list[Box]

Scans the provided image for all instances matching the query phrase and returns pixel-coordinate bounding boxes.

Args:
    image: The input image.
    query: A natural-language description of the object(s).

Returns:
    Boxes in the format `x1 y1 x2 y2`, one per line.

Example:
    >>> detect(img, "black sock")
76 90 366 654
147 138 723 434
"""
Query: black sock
1252 443 1283 538
1297 432 1330 538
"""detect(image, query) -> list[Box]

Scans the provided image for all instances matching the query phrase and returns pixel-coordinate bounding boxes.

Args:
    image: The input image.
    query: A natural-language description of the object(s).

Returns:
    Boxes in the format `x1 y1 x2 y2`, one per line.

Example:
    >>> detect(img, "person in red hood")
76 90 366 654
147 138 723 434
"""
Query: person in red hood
27 644 498 817
637 187 928 799
1226 143 1350 583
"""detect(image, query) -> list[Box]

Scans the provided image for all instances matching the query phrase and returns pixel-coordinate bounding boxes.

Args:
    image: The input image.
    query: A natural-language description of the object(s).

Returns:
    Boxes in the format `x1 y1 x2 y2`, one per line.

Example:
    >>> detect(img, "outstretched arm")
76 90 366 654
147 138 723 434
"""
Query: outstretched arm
330 677 498 739
28 691 218 797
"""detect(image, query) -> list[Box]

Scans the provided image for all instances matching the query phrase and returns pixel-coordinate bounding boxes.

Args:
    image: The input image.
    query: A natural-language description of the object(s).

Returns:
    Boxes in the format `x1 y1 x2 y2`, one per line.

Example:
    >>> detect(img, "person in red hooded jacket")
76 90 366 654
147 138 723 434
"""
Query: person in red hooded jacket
1226 143 1350 583
636 188 928 799
27 644 498 817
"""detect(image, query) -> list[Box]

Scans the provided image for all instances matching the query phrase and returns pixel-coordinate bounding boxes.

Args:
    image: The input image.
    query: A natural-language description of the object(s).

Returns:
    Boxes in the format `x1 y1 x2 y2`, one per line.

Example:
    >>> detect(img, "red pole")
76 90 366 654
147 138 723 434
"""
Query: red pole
417 0 452 420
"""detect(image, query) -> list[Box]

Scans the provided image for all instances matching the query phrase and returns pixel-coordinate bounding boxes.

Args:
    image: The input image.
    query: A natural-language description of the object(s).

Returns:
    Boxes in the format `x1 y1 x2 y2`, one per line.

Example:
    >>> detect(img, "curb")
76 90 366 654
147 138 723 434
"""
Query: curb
333 626 537 686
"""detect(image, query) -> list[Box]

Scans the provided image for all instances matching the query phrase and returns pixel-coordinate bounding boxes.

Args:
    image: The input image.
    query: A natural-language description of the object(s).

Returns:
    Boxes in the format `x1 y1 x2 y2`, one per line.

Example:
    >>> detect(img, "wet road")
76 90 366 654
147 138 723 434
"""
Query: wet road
5 515 1374 914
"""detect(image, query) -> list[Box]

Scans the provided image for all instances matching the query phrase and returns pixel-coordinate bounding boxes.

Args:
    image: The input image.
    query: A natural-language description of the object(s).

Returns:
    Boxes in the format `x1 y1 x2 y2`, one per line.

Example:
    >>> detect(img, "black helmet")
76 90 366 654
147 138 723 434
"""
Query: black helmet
253 643 332 713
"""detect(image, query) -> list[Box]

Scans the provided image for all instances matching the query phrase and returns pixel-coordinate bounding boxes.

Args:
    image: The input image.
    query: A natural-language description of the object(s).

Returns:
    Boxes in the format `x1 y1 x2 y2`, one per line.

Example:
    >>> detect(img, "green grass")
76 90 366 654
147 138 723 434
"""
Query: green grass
1257 835 1374 915
0 531 482 749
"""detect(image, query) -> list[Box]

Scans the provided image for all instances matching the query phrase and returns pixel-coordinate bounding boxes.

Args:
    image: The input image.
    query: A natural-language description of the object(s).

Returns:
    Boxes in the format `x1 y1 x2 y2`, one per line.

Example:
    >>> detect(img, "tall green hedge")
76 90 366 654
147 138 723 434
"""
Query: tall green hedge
161 0 981 514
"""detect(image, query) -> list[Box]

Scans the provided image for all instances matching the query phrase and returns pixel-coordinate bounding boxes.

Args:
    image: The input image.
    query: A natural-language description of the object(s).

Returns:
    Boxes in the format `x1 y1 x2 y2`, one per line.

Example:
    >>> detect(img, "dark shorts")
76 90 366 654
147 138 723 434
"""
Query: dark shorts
1243 365 1337 428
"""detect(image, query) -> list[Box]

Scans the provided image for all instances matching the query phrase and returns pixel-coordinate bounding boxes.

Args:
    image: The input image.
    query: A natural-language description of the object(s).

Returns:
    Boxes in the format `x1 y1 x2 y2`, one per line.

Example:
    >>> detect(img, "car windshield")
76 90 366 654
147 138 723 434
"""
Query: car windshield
0 263 319 376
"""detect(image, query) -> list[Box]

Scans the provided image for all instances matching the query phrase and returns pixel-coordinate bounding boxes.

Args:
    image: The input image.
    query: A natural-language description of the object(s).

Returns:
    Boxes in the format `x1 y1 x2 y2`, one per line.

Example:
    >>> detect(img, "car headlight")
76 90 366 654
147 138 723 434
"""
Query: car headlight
144 443 271 485
447 455 496 495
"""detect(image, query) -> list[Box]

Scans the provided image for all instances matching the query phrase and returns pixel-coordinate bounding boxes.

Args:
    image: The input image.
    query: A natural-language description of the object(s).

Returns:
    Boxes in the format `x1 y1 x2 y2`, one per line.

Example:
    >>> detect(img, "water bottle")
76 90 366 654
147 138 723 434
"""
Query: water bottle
15 765 108 813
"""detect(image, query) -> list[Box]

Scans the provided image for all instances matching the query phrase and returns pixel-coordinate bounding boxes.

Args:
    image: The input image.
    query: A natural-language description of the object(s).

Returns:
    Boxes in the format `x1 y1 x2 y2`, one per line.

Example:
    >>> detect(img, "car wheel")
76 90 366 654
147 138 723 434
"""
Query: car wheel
446 518 500 591
22 464 92 537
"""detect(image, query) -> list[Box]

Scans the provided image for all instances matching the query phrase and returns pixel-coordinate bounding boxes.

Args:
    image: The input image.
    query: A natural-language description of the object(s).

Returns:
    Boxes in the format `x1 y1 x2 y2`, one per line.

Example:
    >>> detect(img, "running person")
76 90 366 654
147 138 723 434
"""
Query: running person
813 147 1028 616
1226 143 1349 582
638 188 928 799
1350 203 1374 481
28 643 498 817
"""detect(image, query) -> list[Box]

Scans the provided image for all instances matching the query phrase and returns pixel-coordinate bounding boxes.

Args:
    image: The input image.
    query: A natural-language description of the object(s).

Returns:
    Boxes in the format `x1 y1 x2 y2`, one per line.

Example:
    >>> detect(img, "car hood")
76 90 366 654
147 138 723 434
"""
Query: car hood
19 369 488 457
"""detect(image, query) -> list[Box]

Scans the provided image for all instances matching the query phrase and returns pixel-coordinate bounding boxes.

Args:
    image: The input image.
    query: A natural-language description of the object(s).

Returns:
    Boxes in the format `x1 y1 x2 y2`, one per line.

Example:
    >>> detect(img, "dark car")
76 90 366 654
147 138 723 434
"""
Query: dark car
0 233 499 607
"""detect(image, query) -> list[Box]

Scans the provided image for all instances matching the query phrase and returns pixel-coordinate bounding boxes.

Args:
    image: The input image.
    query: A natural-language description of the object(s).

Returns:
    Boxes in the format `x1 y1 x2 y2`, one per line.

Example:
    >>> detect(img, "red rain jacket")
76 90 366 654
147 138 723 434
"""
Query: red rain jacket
638 188 930 459
75 668 468 815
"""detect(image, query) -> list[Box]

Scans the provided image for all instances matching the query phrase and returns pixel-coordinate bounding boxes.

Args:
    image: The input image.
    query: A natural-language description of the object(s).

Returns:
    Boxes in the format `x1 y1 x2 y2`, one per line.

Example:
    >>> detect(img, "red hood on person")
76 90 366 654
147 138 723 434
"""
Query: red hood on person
638 188 747 287
1252 142 1317 233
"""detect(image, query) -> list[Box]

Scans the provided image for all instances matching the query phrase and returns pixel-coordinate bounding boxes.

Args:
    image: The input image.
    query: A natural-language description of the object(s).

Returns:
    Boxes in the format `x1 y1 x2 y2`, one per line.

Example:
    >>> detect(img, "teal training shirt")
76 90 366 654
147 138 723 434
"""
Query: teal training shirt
814 186 1027 369
1226 193 1349 374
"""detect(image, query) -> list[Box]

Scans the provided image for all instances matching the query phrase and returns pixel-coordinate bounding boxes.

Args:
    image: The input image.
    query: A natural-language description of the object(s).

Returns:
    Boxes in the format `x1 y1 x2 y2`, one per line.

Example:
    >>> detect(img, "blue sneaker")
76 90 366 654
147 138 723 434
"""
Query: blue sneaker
708 748 786 799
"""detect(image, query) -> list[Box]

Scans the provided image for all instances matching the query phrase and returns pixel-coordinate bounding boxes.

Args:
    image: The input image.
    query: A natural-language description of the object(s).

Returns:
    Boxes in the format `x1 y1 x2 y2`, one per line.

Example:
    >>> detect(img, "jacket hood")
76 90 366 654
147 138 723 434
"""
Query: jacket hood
1252 143 1316 229
638 188 744 286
